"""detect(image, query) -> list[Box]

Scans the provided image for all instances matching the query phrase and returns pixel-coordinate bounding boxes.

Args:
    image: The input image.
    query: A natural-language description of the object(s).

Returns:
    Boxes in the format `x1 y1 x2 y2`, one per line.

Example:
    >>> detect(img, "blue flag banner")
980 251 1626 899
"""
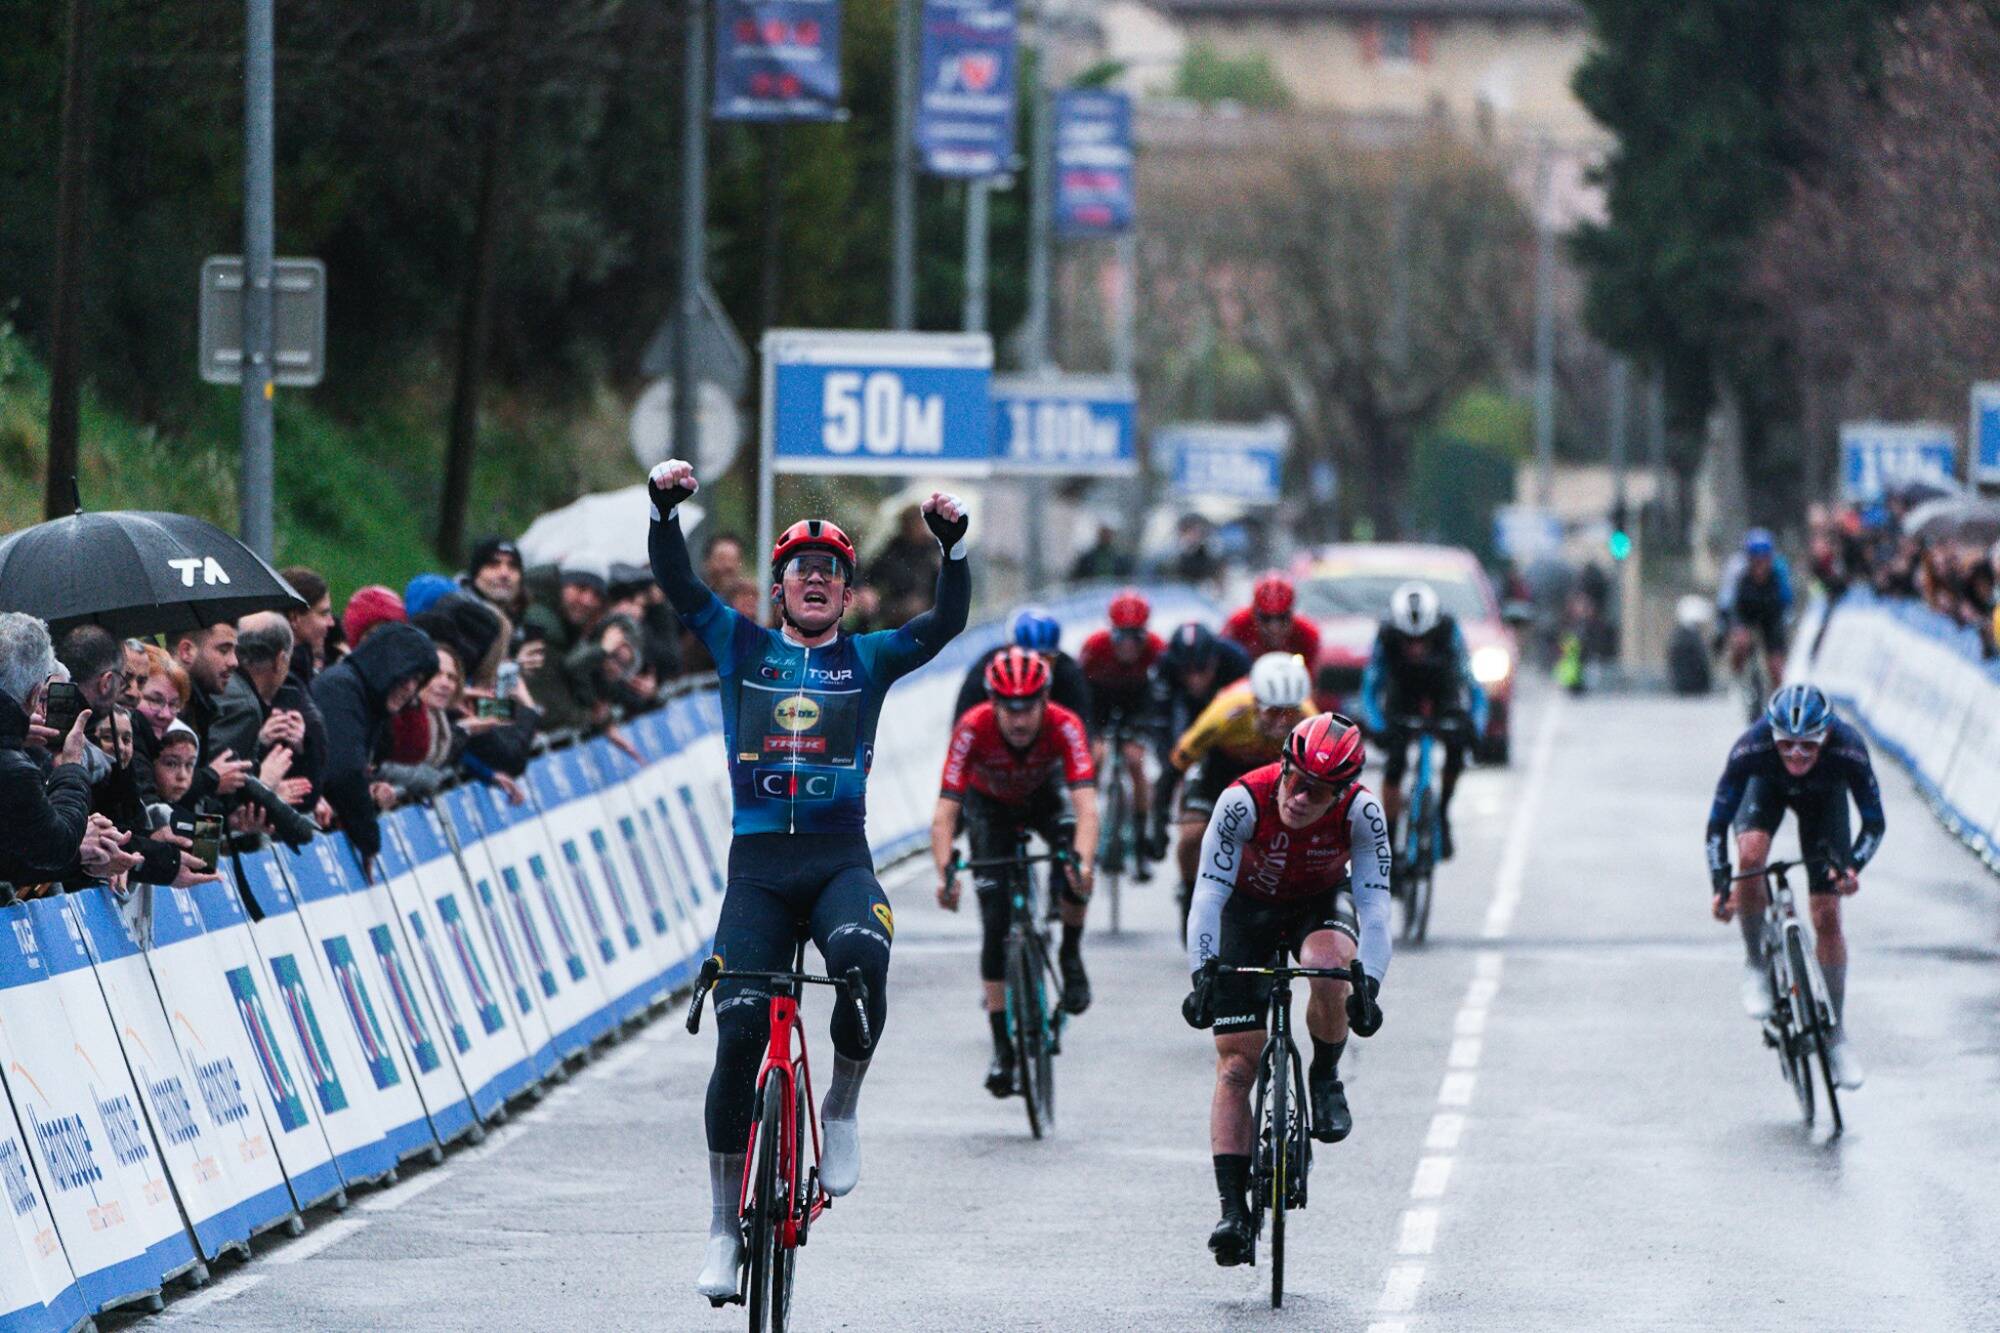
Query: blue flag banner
713 0 843 122
1971 384 2000 485
1053 89 1134 238
991 373 1137 476
1839 421 1957 503
765 329 995 476
1160 419 1290 505
917 0 1018 178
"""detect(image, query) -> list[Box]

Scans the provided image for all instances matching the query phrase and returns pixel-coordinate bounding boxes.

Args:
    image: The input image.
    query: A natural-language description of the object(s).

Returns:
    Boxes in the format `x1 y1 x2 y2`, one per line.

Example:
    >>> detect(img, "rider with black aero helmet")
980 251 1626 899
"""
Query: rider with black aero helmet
646 458 970 1301
1707 682 1883 1092
951 606 1094 731
932 647 1100 1093
1181 713 1392 1267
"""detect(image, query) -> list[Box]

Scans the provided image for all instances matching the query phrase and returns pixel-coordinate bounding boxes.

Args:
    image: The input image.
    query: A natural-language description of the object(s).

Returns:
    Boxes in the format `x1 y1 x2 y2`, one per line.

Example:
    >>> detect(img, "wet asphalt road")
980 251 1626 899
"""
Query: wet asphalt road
133 683 2000 1331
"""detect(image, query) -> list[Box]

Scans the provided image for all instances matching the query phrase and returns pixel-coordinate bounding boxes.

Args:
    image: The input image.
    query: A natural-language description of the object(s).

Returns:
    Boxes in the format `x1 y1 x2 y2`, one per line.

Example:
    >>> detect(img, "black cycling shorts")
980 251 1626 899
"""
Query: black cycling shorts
1088 686 1153 739
1734 611 1790 656
1180 753 1256 819
1731 778 1850 892
1212 885 1358 1035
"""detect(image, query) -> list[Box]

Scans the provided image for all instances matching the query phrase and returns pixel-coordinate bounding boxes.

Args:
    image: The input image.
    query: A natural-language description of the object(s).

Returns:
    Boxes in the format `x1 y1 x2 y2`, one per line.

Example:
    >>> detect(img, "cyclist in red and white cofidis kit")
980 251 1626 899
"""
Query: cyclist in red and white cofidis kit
1077 588 1164 880
1181 713 1392 1268
931 648 1100 1095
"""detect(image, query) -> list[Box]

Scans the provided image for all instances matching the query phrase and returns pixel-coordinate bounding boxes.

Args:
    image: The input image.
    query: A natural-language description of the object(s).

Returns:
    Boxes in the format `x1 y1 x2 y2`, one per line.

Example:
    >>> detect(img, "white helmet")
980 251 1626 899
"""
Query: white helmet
1249 652 1311 709
1388 582 1441 636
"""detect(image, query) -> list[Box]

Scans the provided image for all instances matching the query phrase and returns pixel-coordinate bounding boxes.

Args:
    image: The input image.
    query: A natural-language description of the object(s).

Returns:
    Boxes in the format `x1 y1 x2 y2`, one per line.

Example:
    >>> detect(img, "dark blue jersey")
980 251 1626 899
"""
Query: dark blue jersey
1705 716 1884 874
650 512 968 836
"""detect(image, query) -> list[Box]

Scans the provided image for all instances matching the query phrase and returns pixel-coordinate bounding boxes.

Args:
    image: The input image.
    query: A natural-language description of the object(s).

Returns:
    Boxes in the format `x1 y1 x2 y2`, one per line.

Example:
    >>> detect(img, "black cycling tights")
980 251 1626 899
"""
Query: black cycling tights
963 788 1075 982
703 832 891 1154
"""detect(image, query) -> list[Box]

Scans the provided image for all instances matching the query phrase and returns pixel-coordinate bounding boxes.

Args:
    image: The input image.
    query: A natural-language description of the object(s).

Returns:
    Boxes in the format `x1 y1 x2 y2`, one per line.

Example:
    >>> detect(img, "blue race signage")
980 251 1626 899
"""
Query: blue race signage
917 0 1017 178
713 0 843 122
1971 384 2000 485
991 374 1136 476
764 330 994 476
1053 90 1134 238
1160 420 1289 505
1839 421 1957 502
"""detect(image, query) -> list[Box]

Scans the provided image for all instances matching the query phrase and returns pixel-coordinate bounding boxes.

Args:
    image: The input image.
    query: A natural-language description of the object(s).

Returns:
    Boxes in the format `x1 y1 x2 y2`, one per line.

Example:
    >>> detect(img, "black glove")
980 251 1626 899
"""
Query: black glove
1182 965 1217 1030
1711 865 1732 899
923 498 970 553
647 463 697 517
1345 973 1383 1038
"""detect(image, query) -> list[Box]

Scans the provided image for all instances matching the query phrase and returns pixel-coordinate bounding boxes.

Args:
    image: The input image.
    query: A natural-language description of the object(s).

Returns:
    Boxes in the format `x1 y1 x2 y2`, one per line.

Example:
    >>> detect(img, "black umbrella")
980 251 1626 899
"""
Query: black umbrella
0 510 304 638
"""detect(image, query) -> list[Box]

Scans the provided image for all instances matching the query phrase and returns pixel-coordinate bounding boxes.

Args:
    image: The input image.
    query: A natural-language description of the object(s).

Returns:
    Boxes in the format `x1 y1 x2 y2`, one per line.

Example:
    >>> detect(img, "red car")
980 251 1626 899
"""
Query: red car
1292 544 1522 764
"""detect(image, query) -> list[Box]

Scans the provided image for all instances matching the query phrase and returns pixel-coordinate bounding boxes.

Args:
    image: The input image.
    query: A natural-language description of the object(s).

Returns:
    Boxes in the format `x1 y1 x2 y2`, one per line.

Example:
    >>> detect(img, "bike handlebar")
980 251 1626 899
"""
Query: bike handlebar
1389 714 1471 736
683 955 876 1057
951 849 1074 873
1208 956 1370 988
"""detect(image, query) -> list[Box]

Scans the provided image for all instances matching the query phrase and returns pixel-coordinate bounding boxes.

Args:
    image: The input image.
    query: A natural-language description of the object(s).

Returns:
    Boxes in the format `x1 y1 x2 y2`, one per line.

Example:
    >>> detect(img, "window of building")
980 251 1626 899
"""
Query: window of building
1380 16 1414 63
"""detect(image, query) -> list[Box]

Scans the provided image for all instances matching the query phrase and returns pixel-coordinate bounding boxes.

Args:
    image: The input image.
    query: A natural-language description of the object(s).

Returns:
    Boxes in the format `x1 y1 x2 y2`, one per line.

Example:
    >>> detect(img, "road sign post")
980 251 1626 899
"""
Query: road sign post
758 329 993 621
200 257 326 388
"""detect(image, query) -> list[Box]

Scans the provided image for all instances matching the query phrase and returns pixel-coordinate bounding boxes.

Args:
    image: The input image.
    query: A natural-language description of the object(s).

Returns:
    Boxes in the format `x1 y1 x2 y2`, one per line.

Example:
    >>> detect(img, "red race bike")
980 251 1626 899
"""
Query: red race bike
686 942 873 1332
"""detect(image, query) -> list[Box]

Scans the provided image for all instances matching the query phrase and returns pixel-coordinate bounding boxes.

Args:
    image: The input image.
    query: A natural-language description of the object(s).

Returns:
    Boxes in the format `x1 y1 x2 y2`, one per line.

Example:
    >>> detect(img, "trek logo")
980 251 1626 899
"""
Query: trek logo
754 770 837 801
773 696 821 733
168 556 232 588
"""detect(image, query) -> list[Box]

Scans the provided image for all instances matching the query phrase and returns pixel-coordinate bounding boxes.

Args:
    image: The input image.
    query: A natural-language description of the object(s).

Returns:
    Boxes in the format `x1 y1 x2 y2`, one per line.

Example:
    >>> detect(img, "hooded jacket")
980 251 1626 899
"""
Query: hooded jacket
311 622 437 858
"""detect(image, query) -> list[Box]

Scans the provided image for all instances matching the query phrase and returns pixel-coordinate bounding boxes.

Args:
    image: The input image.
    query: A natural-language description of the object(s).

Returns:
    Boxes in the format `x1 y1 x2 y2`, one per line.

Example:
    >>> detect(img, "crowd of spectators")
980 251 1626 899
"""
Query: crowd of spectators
1806 498 2000 655
0 502 981 901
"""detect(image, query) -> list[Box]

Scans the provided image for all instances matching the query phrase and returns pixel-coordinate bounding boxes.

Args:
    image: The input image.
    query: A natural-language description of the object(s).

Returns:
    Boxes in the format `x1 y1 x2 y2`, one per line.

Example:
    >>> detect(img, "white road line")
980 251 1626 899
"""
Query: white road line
1453 1007 1487 1035
267 1216 367 1265
1366 1323 1412 1333
1447 1037 1482 1069
1463 977 1500 1008
1410 1156 1454 1199
1474 953 1505 980
1396 1207 1439 1256
1378 1263 1426 1313
1481 699 1562 940
170 1270 268 1314
1424 1113 1465 1152
1437 1071 1477 1106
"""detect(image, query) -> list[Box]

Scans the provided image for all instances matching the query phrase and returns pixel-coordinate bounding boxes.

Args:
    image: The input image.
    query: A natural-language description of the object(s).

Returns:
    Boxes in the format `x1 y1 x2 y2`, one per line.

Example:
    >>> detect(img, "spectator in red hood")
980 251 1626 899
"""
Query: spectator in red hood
342 585 407 650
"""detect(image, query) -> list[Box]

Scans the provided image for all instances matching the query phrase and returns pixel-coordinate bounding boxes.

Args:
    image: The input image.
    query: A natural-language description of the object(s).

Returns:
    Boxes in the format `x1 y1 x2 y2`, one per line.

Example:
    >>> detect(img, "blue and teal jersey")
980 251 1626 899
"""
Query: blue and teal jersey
650 513 969 836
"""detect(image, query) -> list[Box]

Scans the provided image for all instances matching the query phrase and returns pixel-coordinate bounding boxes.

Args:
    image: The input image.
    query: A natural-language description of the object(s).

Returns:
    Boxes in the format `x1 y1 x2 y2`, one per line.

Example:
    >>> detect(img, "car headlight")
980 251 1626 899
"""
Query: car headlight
1471 645 1512 685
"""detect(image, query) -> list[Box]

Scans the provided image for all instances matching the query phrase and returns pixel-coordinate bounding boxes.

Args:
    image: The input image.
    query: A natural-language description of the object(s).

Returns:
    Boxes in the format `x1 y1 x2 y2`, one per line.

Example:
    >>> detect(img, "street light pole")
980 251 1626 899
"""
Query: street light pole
963 180 989 333
239 0 276 559
672 0 708 490
891 0 918 329
1532 149 1556 511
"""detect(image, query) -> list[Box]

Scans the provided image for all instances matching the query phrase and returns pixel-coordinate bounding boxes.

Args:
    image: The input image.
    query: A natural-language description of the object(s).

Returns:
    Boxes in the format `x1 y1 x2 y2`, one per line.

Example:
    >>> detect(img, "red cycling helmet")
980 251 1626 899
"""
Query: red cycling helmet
1283 713 1366 788
1107 588 1150 631
985 646 1052 702
771 519 858 581
1252 571 1295 616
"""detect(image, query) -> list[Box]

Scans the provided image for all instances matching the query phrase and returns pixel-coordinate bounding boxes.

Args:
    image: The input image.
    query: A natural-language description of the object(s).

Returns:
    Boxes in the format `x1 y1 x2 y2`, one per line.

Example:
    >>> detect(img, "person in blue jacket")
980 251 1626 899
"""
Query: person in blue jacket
646 459 970 1301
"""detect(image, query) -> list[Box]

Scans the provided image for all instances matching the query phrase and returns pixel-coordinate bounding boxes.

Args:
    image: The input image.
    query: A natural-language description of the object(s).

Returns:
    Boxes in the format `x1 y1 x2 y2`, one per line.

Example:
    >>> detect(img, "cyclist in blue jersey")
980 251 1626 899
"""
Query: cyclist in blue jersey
1707 683 1883 1091
647 459 971 1299
1716 529 1796 687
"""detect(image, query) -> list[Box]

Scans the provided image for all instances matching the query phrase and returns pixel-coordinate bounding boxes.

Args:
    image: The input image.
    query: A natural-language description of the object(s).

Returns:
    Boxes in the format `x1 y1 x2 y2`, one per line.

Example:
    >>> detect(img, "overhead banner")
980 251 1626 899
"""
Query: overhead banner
1839 421 1957 503
1053 90 1134 238
1159 419 1290 505
713 0 843 122
991 373 1137 476
765 329 994 476
917 0 1018 178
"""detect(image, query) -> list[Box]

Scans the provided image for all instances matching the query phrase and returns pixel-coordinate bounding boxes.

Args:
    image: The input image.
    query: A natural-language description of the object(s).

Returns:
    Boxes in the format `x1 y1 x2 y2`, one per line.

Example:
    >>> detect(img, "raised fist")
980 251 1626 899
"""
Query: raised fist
648 460 699 519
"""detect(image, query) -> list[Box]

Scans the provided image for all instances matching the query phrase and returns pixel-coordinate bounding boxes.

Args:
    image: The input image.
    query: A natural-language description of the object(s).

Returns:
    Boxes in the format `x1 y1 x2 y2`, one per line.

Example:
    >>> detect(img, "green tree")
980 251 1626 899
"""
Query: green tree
1172 42 1290 109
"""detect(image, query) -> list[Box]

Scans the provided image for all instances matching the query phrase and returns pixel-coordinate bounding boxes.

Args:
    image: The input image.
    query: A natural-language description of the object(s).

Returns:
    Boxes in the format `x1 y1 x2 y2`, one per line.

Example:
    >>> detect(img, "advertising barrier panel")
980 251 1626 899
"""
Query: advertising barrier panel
582 736 708 987
0 1075 83 1333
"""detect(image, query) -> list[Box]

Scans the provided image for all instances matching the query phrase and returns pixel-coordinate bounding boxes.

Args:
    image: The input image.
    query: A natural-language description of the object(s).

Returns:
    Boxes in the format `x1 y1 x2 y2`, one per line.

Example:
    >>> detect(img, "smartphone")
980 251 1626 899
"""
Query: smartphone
474 696 516 720
42 681 86 737
172 814 224 874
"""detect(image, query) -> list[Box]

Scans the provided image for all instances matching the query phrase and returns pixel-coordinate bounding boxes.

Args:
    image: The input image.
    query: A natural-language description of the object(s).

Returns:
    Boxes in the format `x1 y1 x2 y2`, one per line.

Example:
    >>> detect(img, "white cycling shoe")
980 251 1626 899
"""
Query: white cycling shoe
1740 962 1773 1020
819 1118 860 1197
696 1233 742 1301
1825 1037 1865 1090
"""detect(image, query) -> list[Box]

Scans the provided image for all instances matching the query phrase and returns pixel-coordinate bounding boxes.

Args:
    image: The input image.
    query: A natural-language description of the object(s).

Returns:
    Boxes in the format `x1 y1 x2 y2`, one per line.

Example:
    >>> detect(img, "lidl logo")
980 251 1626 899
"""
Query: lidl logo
773 696 821 733
873 903 894 939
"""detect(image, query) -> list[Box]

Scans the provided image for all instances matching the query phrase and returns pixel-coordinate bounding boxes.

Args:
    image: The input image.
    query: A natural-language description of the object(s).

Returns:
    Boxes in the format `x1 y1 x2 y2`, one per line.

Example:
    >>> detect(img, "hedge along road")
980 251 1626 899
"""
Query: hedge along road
130 683 2000 1331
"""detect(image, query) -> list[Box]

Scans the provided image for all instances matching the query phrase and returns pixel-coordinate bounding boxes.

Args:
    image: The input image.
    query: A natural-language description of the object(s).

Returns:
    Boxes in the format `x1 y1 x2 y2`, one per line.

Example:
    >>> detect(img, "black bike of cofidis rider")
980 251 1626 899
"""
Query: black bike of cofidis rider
930 647 1100 1093
1707 682 1883 1091
1180 714 1392 1267
646 460 970 1300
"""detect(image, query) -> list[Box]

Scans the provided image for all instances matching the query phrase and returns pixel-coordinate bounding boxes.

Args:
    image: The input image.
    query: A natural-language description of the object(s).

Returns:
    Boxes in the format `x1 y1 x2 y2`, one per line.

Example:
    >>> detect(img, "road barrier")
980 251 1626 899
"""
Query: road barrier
0 582 1216 1325
1798 589 2000 871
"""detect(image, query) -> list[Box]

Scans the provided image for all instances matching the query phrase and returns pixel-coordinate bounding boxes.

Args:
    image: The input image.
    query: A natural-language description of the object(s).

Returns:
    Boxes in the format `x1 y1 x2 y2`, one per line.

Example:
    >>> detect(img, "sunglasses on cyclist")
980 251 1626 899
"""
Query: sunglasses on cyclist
1774 737 1824 758
780 554 849 584
1281 763 1346 804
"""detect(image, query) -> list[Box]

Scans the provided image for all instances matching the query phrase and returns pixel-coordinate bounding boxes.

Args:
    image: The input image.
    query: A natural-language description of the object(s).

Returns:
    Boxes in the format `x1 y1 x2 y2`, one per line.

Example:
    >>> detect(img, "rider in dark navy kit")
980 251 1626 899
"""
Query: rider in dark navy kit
1706 682 1883 1092
647 459 970 1300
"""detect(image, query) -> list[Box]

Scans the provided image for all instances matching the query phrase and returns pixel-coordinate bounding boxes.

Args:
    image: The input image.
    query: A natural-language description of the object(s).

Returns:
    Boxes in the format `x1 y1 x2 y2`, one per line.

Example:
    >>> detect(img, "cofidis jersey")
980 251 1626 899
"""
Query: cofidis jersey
686 598 950 835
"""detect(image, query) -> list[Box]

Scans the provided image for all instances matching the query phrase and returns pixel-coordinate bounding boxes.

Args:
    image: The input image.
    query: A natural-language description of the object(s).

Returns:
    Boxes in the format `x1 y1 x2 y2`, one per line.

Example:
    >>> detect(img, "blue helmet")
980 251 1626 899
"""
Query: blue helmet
1162 620 1220 672
1010 607 1062 652
1766 683 1831 742
1744 528 1776 558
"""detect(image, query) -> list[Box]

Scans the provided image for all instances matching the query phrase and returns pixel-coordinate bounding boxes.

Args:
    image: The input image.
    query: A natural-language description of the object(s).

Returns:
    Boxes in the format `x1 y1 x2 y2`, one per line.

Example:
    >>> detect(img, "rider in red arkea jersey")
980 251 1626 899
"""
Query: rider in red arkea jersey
932 650 1101 1096
1221 571 1322 667
1077 588 1166 880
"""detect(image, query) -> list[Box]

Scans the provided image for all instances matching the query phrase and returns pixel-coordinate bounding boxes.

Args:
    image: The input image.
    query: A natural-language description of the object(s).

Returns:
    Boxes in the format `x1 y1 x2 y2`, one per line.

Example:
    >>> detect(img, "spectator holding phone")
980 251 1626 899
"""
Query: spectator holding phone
0 613 95 888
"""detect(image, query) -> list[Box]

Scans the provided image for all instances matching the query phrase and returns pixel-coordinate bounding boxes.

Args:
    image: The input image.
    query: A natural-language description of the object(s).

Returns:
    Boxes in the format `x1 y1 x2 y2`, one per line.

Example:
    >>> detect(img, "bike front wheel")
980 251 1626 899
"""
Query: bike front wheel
1008 936 1054 1139
1791 938 1843 1135
744 1079 787 1332
1266 1043 1290 1309
1781 933 1817 1126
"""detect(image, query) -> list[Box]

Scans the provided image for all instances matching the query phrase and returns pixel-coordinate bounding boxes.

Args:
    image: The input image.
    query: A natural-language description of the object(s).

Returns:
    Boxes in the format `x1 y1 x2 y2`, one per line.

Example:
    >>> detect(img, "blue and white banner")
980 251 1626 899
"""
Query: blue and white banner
1839 421 1957 502
991 374 1137 476
1053 90 1134 238
0 1067 83 1333
765 329 994 476
713 0 842 121
917 0 1017 178
1159 419 1289 505
1971 384 2000 486
582 736 709 987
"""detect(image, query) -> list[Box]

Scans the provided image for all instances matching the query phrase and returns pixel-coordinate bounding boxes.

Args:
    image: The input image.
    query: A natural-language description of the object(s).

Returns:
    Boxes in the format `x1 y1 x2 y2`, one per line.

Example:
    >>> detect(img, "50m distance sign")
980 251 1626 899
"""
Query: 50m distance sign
766 331 994 476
